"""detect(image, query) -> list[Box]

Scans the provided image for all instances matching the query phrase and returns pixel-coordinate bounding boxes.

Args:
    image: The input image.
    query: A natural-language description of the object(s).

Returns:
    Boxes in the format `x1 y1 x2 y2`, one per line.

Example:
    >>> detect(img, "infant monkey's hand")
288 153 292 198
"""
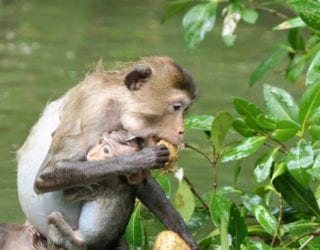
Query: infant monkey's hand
157 140 179 172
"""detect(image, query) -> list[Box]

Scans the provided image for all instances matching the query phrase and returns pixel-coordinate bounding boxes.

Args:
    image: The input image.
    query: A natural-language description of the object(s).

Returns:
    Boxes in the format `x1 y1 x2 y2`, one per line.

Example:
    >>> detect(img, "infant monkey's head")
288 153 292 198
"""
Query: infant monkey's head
87 130 139 161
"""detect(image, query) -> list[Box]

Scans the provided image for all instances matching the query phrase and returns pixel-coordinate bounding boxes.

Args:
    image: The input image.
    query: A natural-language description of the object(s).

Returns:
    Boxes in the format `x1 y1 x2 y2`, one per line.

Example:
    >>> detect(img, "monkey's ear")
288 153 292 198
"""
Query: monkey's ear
124 64 152 91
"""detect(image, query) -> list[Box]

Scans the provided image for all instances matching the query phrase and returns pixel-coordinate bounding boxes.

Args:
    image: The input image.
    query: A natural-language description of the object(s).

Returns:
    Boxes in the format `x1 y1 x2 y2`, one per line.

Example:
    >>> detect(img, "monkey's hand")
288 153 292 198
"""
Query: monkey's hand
157 140 178 172
133 145 169 170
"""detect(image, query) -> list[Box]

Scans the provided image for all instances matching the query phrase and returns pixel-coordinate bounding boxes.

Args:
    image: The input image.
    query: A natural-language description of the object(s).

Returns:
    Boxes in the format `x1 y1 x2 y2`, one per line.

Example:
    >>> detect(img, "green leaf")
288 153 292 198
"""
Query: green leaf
288 0 320 31
156 175 171 198
210 192 231 226
288 28 305 51
271 162 286 182
232 97 262 129
299 81 320 133
242 194 277 235
256 114 277 131
273 17 306 30
308 167 320 181
254 148 279 183
162 0 192 23
222 10 241 47
273 172 320 217
249 46 287 86
125 205 144 248
307 154 320 180
306 50 320 86
232 118 257 137
241 8 258 24
228 203 247 250
174 180 195 222
285 139 313 187
264 84 299 122
272 120 301 141
211 111 233 154
247 240 272 250
309 125 320 140
253 204 278 236
184 114 214 131
221 136 266 163
285 54 306 82
182 2 217 50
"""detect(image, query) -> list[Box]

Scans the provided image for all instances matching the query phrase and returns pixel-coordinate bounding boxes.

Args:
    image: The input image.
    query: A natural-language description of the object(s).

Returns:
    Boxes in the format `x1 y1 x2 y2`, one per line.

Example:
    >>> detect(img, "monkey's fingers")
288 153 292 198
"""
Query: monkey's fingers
157 140 179 172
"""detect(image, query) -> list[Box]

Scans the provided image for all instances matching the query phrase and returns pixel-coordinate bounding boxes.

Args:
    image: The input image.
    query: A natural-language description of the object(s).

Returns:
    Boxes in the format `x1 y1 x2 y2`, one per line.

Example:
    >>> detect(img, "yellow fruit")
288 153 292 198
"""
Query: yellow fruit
153 230 190 250
157 140 178 171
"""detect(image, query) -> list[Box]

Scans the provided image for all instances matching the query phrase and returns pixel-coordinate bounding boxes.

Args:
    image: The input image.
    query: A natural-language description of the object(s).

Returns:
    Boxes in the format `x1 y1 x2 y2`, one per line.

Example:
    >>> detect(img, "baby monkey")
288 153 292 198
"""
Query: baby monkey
87 130 149 184
48 130 148 249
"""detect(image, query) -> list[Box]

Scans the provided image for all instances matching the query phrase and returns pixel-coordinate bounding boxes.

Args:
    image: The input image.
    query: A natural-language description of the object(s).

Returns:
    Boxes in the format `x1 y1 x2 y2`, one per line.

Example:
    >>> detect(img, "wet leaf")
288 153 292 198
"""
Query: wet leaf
232 118 257 137
222 10 241 47
162 0 192 23
285 54 306 82
308 125 320 141
221 136 266 163
242 194 277 235
211 111 233 154
253 204 278 236
273 17 306 30
300 81 320 132
241 8 258 24
306 50 320 86
256 114 277 131
307 154 320 180
125 205 144 248
182 2 217 50
264 84 299 122
254 148 279 183
174 180 195 222
288 0 320 31
272 120 301 141
249 46 287 86
228 203 247 250
210 192 231 226
273 172 320 217
184 114 214 131
156 175 171 198
285 139 313 187
233 97 262 129
288 28 305 51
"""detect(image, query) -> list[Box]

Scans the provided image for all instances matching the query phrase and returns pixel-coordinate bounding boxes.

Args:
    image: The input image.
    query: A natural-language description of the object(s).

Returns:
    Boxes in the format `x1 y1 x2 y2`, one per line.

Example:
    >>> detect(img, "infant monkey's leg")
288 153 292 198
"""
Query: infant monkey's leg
47 211 86 250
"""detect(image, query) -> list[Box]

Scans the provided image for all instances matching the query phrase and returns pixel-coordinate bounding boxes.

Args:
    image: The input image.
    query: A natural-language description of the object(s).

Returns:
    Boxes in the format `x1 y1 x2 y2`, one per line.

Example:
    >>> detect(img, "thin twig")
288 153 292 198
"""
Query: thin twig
271 192 284 246
183 176 210 212
185 143 212 163
255 6 288 20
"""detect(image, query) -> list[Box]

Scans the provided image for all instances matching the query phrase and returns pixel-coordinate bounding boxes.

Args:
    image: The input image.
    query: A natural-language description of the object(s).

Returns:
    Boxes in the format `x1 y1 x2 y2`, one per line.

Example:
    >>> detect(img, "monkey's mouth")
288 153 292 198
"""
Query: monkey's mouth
129 135 161 148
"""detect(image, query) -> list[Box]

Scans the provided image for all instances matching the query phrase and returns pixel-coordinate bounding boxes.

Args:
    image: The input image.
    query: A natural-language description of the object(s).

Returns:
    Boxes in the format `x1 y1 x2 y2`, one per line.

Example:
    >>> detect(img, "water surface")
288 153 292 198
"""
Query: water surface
0 0 298 222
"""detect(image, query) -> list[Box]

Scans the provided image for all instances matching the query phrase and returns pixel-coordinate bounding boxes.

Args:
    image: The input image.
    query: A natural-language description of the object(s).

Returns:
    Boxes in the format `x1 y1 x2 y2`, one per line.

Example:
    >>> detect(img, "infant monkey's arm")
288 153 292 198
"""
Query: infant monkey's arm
87 131 149 184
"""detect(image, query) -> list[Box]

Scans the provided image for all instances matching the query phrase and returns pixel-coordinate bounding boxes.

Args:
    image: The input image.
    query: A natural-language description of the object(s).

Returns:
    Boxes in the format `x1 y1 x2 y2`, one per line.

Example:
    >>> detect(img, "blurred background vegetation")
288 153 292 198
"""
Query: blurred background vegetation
0 0 299 224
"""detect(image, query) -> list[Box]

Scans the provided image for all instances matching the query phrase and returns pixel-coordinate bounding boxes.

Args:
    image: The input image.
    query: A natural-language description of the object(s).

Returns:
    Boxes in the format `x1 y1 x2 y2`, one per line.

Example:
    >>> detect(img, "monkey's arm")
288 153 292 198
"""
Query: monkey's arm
135 175 199 250
34 146 168 194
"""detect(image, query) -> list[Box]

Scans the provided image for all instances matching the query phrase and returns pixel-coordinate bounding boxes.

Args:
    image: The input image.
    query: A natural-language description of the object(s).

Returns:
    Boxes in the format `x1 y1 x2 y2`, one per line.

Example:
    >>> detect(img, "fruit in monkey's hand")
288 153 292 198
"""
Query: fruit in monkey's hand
157 139 178 172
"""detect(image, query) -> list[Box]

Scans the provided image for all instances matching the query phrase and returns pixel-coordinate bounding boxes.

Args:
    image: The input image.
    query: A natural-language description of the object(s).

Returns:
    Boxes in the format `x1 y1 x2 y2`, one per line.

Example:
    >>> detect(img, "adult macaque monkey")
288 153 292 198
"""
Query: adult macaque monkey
17 56 198 249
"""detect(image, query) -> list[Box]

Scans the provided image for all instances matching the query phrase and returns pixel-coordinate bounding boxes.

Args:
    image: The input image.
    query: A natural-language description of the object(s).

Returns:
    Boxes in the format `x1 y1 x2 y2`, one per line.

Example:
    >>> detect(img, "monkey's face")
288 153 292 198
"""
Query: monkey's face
87 131 139 161
120 57 195 147
121 92 191 147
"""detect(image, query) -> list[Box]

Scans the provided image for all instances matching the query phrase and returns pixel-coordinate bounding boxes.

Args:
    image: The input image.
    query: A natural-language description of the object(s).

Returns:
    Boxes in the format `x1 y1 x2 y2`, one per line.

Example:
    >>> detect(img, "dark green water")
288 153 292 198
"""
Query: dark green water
0 0 298 223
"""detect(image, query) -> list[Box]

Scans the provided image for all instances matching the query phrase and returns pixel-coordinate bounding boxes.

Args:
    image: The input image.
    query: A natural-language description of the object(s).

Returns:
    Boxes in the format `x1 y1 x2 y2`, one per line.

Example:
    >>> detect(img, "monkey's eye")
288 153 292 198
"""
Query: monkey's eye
172 104 183 112
103 147 109 154
99 139 103 144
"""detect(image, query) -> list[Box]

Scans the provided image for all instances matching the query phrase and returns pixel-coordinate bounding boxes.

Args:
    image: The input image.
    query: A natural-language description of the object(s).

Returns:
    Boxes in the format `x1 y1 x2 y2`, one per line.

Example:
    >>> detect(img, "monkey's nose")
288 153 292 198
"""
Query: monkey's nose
179 130 184 135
